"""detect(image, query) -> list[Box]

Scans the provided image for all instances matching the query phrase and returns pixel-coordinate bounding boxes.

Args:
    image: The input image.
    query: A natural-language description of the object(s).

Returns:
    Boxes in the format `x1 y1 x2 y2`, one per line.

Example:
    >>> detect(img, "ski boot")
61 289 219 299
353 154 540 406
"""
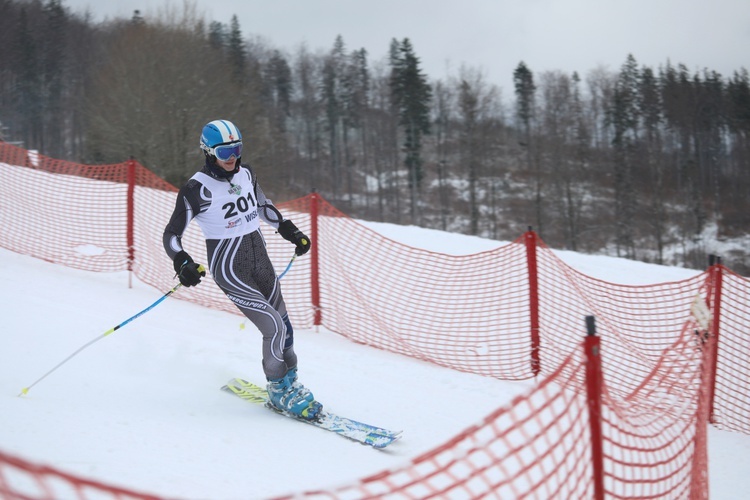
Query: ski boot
267 370 322 421
287 367 314 403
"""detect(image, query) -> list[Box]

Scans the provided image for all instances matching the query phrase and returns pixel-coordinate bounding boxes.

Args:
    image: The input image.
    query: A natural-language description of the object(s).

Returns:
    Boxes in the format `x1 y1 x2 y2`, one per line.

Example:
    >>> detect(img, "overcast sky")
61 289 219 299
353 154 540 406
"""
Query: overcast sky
64 0 749 91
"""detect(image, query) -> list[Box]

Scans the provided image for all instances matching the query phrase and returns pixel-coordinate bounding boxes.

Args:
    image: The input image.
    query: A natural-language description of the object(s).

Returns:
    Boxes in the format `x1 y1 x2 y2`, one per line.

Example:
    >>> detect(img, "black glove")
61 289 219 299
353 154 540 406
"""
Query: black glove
173 250 206 287
278 220 311 256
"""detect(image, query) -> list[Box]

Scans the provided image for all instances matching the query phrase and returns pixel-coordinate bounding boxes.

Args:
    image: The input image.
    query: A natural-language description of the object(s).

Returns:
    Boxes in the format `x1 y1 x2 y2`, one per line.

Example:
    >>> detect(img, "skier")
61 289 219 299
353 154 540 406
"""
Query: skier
163 119 321 420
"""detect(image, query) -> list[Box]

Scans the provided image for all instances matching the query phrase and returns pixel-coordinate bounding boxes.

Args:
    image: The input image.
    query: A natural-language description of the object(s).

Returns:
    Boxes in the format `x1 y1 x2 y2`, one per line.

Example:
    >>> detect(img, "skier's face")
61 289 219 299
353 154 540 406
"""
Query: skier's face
216 157 236 172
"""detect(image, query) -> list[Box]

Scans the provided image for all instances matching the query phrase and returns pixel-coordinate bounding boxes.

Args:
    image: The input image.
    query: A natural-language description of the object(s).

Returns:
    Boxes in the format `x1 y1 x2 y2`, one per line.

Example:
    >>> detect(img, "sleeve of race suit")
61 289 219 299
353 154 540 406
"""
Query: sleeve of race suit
162 179 206 261
250 167 286 229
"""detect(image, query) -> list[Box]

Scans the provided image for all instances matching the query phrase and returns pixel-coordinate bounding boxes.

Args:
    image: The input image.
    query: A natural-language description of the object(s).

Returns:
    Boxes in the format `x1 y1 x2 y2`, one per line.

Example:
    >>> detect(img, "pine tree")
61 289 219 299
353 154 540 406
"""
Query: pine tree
513 62 541 234
432 80 453 231
514 62 535 136
459 78 480 234
227 15 246 84
15 6 43 150
697 70 726 220
639 65 667 263
208 21 226 51
563 71 589 251
724 69 750 234
291 45 323 193
344 48 370 208
41 0 67 157
727 69 750 135
321 35 346 200
389 38 432 223
265 50 292 132
609 54 640 258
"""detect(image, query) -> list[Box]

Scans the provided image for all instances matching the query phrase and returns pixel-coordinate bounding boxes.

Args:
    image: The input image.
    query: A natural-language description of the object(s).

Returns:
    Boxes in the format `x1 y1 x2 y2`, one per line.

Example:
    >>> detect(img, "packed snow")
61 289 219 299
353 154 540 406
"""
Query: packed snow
1 223 749 499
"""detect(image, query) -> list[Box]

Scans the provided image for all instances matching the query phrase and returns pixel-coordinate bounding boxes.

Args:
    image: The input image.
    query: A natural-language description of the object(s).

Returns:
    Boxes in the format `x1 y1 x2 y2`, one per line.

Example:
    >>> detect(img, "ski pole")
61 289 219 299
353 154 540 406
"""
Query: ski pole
277 253 297 280
18 266 204 397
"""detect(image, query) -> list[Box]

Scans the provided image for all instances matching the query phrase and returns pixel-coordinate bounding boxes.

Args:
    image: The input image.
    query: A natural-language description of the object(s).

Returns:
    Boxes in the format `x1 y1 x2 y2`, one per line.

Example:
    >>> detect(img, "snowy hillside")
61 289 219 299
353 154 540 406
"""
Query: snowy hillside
1 223 749 499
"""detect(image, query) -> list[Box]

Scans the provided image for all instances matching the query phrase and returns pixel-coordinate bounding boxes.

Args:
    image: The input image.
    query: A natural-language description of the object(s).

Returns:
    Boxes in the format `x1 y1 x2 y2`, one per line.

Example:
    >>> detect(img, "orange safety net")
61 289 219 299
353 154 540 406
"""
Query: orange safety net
273 318 714 499
1 142 748 499
0 450 163 500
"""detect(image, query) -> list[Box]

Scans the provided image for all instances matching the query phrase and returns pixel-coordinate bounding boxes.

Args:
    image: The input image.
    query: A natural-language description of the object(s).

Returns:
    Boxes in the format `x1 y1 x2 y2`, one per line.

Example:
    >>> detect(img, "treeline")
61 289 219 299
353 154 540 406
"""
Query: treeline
1 0 749 271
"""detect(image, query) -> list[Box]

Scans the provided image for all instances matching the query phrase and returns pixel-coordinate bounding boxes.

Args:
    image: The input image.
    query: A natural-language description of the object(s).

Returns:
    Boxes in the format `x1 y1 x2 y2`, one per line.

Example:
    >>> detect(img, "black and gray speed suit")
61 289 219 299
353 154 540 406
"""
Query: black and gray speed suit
163 162 296 380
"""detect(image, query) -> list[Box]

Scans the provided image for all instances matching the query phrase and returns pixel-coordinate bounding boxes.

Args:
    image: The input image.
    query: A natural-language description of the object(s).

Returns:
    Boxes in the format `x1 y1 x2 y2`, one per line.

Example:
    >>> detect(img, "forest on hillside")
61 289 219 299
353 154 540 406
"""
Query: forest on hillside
1 0 749 272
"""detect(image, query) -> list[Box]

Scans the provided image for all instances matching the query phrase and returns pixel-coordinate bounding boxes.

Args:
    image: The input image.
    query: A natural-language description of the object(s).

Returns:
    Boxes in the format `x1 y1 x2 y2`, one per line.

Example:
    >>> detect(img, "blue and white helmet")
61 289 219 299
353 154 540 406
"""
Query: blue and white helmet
200 119 243 161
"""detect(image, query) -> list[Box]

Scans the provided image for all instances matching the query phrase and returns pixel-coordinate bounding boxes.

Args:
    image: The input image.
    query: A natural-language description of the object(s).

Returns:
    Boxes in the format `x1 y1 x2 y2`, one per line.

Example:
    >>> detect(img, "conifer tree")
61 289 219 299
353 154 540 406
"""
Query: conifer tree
514 62 535 136
432 80 453 231
208 21 226 51
15 6 43 150
41 0 67 157
322 35 346 200
291 45 323 193
459 78 480 234
389 38 431 222
639 66 667 262
227 15 246 84
610 54 640 258
265 50 292 132
513 62 541 234
725 69 750 234
343 48 370 205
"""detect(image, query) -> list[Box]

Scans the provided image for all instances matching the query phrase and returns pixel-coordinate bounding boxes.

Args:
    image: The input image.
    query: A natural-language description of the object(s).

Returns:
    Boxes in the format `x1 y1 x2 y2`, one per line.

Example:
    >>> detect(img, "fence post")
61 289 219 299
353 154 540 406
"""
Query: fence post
525 228 540 376
310 192 321 326
126 158 136 289
706 256 724 424
584 315 605 500
690 261 717 499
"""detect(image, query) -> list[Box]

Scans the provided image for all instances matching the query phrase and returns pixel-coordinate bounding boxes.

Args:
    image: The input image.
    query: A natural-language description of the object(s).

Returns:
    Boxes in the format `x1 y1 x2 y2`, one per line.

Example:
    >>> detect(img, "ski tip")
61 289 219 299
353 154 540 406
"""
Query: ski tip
225 377 253 386
370 438 399 449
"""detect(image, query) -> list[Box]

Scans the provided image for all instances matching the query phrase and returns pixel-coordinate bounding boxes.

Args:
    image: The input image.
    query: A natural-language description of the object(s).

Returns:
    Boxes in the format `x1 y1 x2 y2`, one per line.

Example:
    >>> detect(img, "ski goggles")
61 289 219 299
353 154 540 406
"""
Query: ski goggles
210 141 243 161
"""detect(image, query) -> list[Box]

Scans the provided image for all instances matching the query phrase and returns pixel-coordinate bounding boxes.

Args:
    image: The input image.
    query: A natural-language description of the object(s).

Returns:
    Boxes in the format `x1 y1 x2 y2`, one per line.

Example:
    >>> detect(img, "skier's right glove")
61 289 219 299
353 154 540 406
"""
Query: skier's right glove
173 250 206 287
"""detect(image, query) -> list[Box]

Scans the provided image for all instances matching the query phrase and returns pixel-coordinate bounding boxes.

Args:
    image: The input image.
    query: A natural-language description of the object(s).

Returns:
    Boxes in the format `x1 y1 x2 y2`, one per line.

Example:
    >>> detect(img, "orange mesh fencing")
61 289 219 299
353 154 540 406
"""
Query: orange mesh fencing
272 318 714 499
1 142 748 499
709 268 750 433
0 450 162 500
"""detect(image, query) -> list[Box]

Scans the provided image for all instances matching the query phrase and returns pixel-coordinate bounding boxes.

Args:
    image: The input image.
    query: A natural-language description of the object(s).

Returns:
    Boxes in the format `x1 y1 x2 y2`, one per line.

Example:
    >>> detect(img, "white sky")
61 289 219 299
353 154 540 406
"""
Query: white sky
65 0 749 91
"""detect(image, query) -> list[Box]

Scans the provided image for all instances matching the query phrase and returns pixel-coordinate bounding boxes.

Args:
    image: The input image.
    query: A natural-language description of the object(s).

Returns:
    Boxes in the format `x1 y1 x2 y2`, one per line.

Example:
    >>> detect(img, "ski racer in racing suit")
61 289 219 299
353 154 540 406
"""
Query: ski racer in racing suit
162 119 321 420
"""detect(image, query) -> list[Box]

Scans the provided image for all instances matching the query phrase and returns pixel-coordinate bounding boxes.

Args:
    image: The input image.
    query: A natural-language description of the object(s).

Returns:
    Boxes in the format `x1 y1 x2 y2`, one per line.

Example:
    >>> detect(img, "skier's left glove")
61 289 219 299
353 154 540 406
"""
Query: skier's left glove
278 220 311 256
173 250 206 287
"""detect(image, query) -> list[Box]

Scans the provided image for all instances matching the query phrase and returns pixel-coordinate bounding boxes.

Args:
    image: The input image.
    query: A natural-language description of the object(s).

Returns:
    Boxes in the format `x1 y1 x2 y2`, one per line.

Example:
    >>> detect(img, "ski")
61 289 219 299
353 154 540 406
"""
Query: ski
221 377 402 449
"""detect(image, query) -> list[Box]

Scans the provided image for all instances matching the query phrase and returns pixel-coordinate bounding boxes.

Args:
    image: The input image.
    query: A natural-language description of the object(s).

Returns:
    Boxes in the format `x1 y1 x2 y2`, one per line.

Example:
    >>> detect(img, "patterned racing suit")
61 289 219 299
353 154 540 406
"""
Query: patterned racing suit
163 163 296 380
